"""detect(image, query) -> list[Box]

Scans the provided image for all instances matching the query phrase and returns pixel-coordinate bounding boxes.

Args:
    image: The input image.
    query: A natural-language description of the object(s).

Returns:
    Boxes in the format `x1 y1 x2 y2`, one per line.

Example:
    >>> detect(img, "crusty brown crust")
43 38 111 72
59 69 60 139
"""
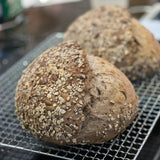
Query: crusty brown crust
15 41 138 145
64 6 160 80
79 55 138 144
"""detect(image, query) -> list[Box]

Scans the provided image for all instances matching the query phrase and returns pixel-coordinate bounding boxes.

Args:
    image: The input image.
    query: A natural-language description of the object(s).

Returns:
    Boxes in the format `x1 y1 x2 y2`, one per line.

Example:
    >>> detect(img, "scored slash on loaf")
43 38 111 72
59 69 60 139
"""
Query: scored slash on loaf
15 41 138 145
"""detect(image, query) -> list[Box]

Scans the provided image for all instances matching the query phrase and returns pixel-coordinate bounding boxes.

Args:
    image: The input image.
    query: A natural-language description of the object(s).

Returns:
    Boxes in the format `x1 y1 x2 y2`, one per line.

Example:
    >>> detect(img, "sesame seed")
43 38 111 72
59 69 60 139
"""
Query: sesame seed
48 111 51 116
67 85 72 89
57 120 62 124
67 134 72 137
61 77 65 81
57 132 62 137
60 109 66 114
66 102 71 107
54 92 59 96
25 106 29 110
58 84 62 87
55 127 59 131
115 124 118 128
110 100 115 104
53 119 56 125
66 96 70 101
63 89 67 93
77 88 83 92
109 124 112 129
22 125 25 129
79 100 83 105
59 97 65 104
111 117 115 121
53 103 57 107
47 94 51 98
72 138 77 143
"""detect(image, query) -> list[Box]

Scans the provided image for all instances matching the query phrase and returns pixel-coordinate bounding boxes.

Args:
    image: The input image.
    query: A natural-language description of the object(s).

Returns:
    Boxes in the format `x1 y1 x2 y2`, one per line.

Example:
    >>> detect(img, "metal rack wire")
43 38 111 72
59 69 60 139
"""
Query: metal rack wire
0 33 160 160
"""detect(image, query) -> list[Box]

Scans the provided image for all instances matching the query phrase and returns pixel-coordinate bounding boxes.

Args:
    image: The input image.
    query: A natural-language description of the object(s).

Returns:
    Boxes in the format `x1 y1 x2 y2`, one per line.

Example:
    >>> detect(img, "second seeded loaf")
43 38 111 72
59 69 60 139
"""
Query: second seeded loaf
65 6 160 80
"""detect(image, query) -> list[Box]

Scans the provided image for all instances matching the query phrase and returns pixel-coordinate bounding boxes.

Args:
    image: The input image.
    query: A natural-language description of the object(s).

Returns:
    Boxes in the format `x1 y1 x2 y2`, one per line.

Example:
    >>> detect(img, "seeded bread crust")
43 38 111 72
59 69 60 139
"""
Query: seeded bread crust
65 6 160 80
15 41 138 145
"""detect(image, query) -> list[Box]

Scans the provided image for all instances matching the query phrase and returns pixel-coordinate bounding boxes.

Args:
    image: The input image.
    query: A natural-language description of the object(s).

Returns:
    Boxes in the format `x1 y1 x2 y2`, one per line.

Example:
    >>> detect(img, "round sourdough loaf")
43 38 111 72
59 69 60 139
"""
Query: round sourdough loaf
15 41 138 145
65 6 160 80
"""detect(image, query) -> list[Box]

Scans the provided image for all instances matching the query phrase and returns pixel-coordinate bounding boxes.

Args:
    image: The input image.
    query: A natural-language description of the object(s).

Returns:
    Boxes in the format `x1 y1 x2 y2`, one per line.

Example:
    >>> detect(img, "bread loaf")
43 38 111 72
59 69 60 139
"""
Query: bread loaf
15 41 138 145
65 6 160 80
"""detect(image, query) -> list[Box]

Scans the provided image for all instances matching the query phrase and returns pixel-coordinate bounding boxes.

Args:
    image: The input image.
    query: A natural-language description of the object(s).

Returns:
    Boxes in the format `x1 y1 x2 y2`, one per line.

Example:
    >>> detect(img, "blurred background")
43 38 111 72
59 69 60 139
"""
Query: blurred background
0 0 160 75
0 0 160 160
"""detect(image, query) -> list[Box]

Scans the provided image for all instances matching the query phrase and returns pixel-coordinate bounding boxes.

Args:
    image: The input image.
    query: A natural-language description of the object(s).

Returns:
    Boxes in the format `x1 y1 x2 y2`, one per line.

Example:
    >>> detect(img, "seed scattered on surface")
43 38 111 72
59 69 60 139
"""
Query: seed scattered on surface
59 97 65 104
48 111 51 116
53 103 57 107
57 118 64 124
63 89 67 93
26 105 29 109
47 94 51 98
77 88 83 92
109 124 112 129
60 109 66 114
110 100 115 104
67 134 72 137
54 92 59 96
66 102 71 107
111 117 115 121
72 138 77 143
66 96 70 101
79 100 83 105
115 124 118 128
67 85 72 90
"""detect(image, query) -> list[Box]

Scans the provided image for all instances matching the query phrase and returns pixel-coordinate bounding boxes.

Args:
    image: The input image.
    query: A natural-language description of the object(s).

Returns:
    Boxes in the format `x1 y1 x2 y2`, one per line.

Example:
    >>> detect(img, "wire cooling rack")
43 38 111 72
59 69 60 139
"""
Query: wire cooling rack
0 33 160 160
